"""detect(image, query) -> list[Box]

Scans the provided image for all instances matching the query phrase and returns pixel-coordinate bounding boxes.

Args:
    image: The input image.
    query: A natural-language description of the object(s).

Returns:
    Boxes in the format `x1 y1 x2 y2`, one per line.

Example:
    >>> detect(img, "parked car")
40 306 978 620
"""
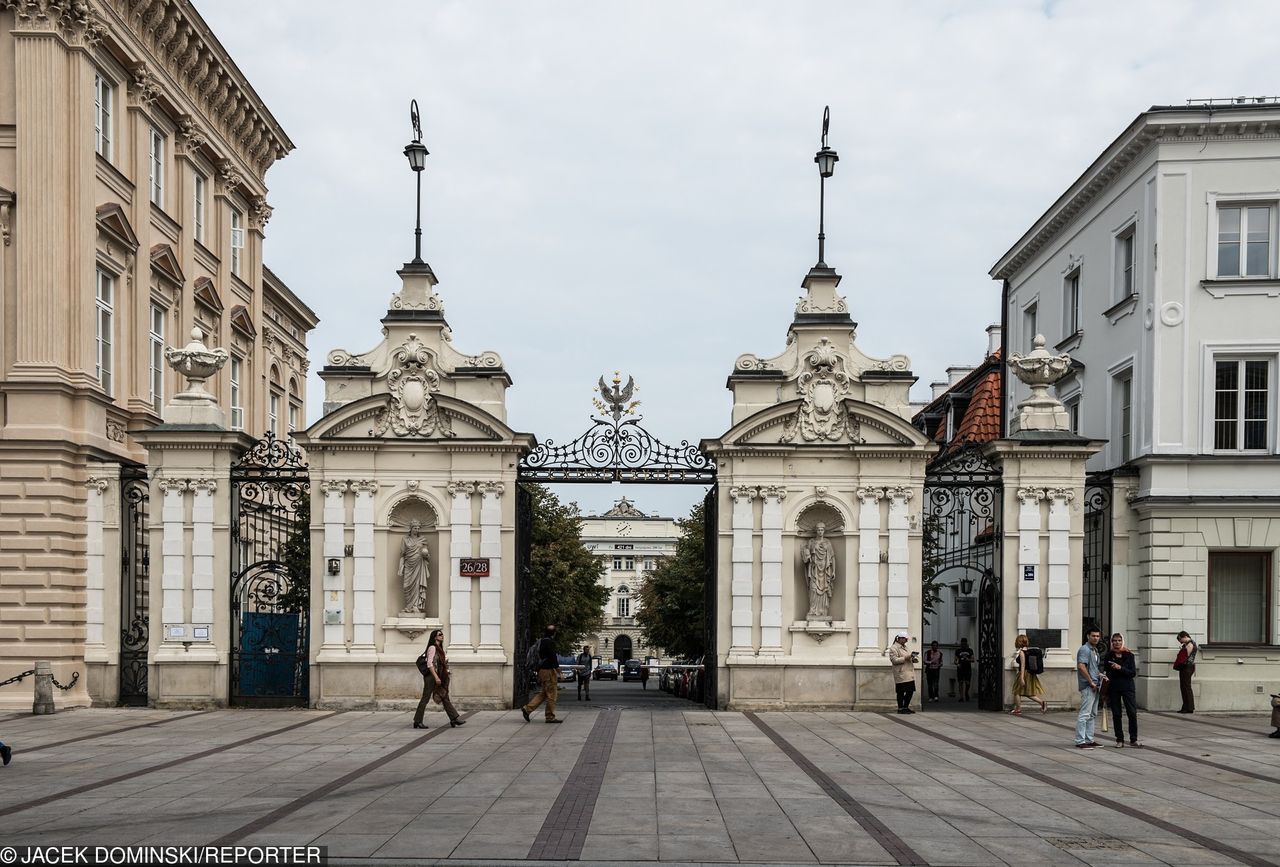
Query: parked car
621 659 644 681
556 655 579 682
593 663 618 681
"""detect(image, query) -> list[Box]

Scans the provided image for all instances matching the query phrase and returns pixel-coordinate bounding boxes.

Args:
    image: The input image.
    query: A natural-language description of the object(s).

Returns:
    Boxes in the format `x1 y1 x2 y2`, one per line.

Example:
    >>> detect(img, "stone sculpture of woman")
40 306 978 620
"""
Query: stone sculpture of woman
398 519 430 615
802 523 836 620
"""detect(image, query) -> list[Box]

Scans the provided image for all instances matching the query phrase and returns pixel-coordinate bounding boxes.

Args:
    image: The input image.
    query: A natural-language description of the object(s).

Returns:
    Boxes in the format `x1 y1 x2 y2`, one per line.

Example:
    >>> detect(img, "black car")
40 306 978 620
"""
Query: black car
593 663 618 680
621 659 644 682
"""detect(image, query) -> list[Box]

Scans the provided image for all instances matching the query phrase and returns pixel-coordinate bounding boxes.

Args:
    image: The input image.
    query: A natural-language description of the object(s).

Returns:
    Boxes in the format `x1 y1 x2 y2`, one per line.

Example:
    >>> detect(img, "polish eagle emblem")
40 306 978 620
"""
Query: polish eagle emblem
593 371 641 421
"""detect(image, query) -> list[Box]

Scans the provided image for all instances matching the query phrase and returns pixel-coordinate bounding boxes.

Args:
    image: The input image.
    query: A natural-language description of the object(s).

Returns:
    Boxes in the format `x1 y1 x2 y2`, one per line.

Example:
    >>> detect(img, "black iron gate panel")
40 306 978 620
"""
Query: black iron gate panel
119 466 150 706
229 433 311 708
512 483 534 710
977 569 1002 711
702 485 718 710
1082 472 1113 638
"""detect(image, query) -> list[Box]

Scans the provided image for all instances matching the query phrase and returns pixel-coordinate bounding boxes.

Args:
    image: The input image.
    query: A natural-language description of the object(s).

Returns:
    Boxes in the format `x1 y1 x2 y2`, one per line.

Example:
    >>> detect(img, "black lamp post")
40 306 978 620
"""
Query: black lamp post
403 99 429 265
813 105 839 268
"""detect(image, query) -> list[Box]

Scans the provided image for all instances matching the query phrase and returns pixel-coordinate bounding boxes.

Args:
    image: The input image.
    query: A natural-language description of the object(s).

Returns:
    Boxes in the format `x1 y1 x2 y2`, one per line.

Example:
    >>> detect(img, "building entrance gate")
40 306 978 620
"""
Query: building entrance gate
513 375 716 708
119 465 150 706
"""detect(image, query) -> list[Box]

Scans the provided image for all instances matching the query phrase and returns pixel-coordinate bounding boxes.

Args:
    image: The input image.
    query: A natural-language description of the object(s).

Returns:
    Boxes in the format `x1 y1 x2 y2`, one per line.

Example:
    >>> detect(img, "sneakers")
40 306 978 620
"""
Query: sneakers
1114 740 1125 748
545 719 562 724
0 744 10 766
1076 742 1099 749
1129 741 1141 748
521 708 531 723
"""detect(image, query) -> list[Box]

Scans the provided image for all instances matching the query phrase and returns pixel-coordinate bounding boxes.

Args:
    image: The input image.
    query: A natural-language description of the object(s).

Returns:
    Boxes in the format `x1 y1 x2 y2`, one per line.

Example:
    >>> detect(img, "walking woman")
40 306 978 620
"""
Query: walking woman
1174 631 1198 713
413 629 465 729
1011 634 1047 715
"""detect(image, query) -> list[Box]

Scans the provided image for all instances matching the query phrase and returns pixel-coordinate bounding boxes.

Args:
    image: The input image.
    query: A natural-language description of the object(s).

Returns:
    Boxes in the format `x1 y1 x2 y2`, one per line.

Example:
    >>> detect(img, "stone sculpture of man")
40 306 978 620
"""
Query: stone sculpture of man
802 522 836 620
398 519 430 615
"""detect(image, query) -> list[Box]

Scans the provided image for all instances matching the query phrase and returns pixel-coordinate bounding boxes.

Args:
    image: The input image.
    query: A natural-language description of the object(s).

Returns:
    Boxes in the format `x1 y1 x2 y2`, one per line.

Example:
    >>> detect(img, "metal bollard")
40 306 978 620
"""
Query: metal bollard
33 660 55 715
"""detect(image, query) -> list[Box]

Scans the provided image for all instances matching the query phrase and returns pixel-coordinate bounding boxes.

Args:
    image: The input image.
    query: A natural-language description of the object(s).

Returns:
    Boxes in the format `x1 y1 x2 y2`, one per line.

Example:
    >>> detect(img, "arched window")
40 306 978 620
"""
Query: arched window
268 365 282 435
617 585 631 618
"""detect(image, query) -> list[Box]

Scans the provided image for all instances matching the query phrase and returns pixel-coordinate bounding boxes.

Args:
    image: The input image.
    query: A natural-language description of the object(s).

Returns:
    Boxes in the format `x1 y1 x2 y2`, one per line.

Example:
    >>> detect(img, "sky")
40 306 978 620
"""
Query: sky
199 0 1279 518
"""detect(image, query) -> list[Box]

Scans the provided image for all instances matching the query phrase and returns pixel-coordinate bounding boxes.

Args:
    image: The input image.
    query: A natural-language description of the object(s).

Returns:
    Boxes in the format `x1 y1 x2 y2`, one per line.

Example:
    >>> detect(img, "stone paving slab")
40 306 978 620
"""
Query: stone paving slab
0 705 1276 865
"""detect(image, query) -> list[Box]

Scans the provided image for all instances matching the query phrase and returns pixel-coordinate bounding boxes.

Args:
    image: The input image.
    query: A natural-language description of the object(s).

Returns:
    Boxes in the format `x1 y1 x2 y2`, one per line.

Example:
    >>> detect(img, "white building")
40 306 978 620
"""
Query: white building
991 99 1280 710
580 497 680 664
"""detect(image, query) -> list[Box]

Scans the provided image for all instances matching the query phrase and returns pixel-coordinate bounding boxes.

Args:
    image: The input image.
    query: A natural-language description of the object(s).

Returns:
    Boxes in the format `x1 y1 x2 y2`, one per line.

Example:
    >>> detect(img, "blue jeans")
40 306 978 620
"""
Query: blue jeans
1076 687 1099 744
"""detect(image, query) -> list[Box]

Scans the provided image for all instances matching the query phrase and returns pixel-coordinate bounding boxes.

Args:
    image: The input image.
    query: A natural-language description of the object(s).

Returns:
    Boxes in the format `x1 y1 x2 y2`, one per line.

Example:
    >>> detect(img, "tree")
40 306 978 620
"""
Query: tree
525 484 610 653
920 513 943 626
636 499 706 660
275 491 310 615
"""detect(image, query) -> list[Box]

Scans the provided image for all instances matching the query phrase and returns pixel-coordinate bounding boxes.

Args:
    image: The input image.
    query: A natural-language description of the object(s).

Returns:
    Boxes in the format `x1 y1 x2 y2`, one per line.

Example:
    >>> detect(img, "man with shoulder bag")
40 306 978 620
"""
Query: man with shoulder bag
521 624 563 724
1173 631 1198 714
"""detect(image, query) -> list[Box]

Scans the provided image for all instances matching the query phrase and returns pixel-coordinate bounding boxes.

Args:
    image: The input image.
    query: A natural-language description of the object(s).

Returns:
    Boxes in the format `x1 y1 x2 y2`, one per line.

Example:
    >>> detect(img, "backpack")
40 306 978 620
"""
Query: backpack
1023 647 1045 675
415 650 429 677
525 641 541 673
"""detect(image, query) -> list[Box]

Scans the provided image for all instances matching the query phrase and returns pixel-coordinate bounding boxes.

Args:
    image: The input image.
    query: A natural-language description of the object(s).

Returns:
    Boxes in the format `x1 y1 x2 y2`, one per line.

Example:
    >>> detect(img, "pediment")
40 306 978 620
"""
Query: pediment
306 393 524 444
96 203 139 252
150 243 185 285
720 399 933 448
229 304 255 336
194 277 223 313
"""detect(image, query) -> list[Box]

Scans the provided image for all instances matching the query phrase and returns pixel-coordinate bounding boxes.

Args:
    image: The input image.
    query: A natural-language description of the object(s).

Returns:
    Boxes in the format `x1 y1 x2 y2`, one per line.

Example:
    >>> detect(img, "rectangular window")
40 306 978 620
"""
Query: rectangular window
1065 268 1081 336
623 557 634 570
612 557 623 570
1218 205 1274 278
1023 303 1037 351
95 270 114 395
617 596 631 617
1214 358 1271 451
1066 395 1081 435
193 173 206 244
231 208 244 277
1115 371 1133 462
288 403 298 433
643 559 654 571
229 356 243 430
148 128 165 208
1116 230 1135 300
94 74 113 159
268 391 280 435
148 305 165 411
1208 551 1271 644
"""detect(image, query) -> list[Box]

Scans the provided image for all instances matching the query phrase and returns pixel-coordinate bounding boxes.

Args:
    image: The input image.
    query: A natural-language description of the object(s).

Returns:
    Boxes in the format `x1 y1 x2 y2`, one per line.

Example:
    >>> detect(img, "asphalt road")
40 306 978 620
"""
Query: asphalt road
555 673 704 709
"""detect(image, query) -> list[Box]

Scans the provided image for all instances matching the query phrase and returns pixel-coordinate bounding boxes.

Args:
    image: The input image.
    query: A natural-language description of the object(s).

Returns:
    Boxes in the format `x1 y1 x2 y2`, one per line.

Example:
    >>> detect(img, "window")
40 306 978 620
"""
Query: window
148 127 165 208
1114 370 1133 462
1116 229 1135 300
1023 302 1037 351
268 391 280 435
148 305 165 411
1208 552 1272 644
612 556 623 570
230 208 244 277
617 596 631 617
229 356 243 430
1064 268 1081 336
288 402 298 433
1218 205 1275 278
643 559 654 571
1214 358 1271 451
1066 395 1081 435
95 270 114 395
193 172 206 244
94 74 112 159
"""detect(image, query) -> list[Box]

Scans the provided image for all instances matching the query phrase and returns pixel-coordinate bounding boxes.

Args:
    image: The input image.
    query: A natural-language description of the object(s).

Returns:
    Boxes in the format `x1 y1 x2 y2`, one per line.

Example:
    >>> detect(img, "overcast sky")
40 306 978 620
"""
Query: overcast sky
200 0 1278 518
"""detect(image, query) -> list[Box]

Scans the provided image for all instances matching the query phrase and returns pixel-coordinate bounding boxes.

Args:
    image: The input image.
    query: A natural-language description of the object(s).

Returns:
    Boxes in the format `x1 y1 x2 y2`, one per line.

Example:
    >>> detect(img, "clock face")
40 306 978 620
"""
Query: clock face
617 523 631 536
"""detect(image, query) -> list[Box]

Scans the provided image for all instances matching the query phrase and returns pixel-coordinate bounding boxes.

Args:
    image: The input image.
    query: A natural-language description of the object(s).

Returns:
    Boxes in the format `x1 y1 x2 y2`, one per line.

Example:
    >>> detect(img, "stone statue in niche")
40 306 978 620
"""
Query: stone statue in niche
802 523 837 620
397 519 431 615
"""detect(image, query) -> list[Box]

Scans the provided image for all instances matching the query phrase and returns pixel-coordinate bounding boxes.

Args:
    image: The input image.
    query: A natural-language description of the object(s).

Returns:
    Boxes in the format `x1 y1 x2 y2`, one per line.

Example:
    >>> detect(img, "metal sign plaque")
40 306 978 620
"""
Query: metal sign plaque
1023 565 1036 581
460 558 491 578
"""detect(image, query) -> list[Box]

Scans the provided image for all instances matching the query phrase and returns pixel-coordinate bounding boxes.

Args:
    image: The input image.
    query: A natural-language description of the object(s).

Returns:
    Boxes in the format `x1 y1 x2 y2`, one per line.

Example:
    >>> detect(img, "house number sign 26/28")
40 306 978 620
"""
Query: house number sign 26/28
460 558 490 578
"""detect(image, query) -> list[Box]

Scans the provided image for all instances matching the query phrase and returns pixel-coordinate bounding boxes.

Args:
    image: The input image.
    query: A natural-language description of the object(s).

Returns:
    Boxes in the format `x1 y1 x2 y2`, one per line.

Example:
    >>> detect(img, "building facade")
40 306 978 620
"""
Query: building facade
0 0 316 708
992 100 1280 710
580 497 679 663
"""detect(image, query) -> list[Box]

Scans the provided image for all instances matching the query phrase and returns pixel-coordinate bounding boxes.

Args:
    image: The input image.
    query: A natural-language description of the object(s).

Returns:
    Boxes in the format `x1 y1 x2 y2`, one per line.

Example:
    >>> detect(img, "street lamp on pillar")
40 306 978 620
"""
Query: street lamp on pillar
403 99 429 266
813 105 839 268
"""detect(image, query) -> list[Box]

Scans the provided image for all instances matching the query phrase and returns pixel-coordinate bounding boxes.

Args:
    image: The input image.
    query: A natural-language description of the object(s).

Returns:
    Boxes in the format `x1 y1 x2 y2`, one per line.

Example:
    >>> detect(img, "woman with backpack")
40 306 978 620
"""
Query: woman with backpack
1011 633 1047 715
413 629 465 729
1173 631 1198 713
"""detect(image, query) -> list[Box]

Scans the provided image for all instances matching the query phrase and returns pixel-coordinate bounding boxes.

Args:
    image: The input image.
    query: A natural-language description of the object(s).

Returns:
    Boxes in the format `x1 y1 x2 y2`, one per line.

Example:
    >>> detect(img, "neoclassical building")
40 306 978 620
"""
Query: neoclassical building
0 0 316 709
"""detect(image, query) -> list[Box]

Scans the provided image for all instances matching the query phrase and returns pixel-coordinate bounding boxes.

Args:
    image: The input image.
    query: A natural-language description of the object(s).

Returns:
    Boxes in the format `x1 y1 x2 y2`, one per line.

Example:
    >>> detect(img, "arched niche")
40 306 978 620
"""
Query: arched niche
383 496 441 620
792 501 848 623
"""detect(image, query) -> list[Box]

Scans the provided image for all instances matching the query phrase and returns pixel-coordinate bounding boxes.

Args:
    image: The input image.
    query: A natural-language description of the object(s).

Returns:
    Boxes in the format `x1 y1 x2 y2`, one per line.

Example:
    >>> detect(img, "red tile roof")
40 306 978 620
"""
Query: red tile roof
914 349 1003 457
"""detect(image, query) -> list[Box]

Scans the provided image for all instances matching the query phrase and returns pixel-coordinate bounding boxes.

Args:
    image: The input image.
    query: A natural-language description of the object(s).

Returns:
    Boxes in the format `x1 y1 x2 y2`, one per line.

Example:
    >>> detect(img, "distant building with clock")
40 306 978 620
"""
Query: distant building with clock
580 498 680 664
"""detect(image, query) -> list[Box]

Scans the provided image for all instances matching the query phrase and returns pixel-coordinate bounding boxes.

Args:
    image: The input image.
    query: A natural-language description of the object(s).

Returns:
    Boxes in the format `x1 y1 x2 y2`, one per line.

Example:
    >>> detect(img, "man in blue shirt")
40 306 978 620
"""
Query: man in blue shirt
1075 628 1103 748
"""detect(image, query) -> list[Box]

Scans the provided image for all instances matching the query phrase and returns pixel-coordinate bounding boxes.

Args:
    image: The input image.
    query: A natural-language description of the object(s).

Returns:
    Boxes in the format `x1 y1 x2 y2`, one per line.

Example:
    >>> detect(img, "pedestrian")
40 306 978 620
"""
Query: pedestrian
954 637 974 703
1173 630 1198 713
414 629 465 729
521 624 562 724
888 631 917 714
640 662 650 690
1103 632 1139 747
1075 628 1103 748
1010 634 1047 715
923 641 944 703
576 644 592 701
0 739 10 766
1269 693 1280 738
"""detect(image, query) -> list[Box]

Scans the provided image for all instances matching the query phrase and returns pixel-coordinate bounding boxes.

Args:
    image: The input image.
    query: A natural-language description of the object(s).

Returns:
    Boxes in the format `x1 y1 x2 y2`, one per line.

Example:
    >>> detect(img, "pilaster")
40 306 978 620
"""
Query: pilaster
1046 487 1073 642
855 487 885 655
447 481 475 649
157 477 188 634
84 477 110 663
885 486 913 636
759 486 786 654
1017 486 1044 632
350 480 377 652
728 486 757 654
320 480 348 650
478 481 504 650
189 479 216 629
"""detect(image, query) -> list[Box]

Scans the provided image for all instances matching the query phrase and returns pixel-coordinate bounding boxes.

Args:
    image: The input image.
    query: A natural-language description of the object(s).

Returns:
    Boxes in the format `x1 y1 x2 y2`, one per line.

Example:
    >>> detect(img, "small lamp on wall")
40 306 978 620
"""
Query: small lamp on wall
326 557 341 576
958 575 975 595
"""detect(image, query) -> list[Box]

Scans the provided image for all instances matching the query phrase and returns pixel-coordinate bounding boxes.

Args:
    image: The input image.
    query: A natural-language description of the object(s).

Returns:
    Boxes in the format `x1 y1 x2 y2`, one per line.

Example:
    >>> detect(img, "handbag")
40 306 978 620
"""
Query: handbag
416 653 429 676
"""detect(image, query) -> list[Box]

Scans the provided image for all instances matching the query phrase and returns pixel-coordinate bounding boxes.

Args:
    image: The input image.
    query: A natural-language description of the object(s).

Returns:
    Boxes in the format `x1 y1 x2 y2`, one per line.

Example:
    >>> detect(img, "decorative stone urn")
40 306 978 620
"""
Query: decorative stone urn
1007 334 1073 432
162 328 229 426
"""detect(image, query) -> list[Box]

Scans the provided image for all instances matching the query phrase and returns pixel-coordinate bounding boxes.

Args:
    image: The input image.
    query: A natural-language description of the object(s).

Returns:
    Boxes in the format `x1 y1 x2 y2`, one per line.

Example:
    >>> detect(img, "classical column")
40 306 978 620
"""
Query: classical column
478 482 504 650
157 478 188 632
759 486 786 653
855 487 884 653
321 480 348 648
84 478 110 661
447 482 476 648
885 487 913 637
728 486 757 653
1017 487 1045 631
1046 488 1074 645
189 479 216 627
351 480 377 650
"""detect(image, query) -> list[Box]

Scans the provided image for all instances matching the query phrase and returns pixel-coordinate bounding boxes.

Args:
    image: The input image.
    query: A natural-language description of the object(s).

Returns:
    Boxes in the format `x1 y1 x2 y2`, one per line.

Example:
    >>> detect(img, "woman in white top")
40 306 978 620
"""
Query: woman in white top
413 629 464 729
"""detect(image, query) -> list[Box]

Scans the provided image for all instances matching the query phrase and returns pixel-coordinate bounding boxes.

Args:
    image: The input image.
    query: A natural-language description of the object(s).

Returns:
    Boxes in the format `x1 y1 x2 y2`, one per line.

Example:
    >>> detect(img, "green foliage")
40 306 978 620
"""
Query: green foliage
920 514 943 626
276 490 311 614
525 484 610 653
635 499 706 660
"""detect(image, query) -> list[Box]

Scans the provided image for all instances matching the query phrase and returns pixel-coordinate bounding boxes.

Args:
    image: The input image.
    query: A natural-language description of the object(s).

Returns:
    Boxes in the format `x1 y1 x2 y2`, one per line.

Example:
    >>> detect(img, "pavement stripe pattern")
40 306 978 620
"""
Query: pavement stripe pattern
1148 710 1267 735
745 711 927 866
19 710 215 754
526 707 621 861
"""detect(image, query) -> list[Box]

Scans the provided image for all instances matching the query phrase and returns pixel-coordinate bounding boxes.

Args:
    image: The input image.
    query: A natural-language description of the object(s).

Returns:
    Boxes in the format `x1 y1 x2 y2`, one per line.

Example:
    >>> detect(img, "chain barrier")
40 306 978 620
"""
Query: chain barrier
50 672 80 691
0 669 80 691
0 670 34 688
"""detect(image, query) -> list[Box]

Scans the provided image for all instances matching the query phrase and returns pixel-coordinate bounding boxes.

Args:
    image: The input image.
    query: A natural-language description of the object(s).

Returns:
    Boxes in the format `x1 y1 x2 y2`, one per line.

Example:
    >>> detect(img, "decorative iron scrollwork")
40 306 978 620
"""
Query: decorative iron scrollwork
232 431 308 477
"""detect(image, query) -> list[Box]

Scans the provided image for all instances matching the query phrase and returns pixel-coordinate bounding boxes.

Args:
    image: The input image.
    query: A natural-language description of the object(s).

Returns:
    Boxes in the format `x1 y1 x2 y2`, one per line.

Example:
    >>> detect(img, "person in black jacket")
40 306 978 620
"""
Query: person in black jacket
521 624 563 724
1103 633 1139 747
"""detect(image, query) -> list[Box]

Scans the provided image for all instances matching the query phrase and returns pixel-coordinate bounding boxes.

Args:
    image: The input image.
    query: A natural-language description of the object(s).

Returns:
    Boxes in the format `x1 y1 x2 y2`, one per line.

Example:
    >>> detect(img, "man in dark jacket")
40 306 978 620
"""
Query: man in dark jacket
521 624 562 723
576 645 592 701
1103 632 1139 747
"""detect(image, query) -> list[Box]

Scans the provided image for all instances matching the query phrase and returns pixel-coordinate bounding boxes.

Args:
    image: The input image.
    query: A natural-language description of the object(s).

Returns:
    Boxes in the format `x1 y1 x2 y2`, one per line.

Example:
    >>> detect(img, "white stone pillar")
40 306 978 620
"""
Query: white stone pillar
447 482 476 648
885 487 913 637
189 479 216 627
729 486 757 653
856 487 884 653
1046 488 1073 644
158 478 188 632
1017 487 1045 631
321 480 348 649
351 480 377 650
759 486 785 653
478 481 504 650
84 478 109 661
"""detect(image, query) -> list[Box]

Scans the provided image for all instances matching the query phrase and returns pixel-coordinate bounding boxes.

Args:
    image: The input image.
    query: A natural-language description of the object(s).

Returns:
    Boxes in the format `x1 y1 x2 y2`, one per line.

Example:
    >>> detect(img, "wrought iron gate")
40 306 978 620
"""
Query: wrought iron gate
119 466 150 706
1082 472 1113 637
701 484 718 709
229 433 311 707
923 445 1003 711
512 483 534 709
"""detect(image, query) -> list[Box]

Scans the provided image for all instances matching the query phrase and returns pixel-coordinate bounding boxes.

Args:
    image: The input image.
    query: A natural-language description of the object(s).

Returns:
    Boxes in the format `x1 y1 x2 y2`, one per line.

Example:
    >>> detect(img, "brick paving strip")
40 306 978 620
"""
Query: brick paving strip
212 711 476 845
526 708 621 861
19 710 216 755
745 712 927 867
889 714 1277 867
0 711 342 818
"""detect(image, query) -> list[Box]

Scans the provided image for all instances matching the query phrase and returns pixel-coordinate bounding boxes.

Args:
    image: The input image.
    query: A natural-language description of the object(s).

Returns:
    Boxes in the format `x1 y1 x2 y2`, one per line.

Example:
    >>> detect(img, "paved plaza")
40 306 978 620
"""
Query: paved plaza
0 683 1277 866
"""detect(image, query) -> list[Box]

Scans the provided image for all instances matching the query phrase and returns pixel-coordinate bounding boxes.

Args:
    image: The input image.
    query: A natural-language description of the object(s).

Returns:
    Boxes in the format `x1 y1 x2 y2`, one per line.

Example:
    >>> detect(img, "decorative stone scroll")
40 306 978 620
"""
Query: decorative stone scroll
370 334 454 439
781 339 859 443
